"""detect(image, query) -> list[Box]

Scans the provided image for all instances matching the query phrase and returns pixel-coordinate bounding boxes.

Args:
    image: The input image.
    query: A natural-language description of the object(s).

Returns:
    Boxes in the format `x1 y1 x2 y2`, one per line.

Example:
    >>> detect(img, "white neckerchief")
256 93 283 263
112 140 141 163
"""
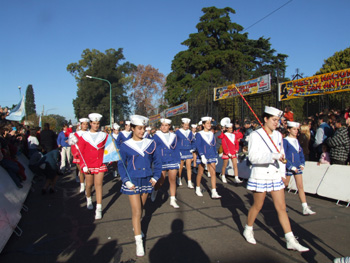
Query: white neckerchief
199 130 214 145
124 138 153 157
256 128 281 153
121 130 131 138
179 128 190 139
76 130 87 137
156 130 176 148
112 133 119 140
225 132 236 144
82 131 107 150
285 136 299 151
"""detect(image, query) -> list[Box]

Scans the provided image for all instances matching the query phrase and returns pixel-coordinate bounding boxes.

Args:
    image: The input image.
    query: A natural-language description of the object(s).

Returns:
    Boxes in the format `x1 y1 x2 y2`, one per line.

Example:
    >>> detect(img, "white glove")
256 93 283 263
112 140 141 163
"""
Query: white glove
271 153 282 161
39 163 46 169
190 149 194 153
228 153 232 158
215 158 218 165
291 166 297 172
83 166 89 173
68 133 78 145
151 178 157 183
201 155 207 164
125 181 135 189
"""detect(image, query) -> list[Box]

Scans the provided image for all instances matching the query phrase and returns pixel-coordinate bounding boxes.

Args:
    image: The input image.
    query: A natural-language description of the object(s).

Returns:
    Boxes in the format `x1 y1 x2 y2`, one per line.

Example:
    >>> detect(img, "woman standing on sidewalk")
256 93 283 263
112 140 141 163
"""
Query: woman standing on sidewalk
243 106 309 252
118 115 162 257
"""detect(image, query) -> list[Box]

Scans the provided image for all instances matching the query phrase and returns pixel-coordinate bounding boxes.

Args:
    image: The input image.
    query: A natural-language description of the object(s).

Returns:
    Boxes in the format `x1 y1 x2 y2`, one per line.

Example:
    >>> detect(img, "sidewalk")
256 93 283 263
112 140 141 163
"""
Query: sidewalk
0 168 349 263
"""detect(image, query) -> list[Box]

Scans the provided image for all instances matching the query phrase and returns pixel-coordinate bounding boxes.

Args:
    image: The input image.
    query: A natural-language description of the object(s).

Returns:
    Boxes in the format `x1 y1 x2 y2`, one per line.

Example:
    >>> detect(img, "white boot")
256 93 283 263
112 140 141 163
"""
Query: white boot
135 235 144 257
211 189 221 199
95 204 102 220
86 196 93 210
114 170 118 177
195 186 203 197
187 180 194 189
177 177 182 186
151 190 158 202
302 203 316 215
207 171 211 177
234 177 243 183
219 174 227 183
79 183 85 193
170 196 180 208
285 232 309 252
243 225 256 244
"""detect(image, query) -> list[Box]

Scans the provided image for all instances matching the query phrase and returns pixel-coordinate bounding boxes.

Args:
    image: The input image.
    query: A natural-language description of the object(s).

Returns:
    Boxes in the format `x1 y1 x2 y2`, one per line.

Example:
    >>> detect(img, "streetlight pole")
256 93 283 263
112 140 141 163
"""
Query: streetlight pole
86 75 112 128
18 86 21 98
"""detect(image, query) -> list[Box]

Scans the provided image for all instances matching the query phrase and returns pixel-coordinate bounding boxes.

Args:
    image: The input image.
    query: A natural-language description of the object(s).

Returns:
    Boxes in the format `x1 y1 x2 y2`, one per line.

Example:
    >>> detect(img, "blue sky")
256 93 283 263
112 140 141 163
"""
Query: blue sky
1 0 349 122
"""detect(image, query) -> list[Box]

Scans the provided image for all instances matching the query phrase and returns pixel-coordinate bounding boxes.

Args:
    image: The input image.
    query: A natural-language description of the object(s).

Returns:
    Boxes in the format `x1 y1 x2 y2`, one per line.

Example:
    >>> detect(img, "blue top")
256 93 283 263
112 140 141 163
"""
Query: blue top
175 129 195 152
57 131 70 147
283 137 305 171
195 131 218 159
152 131 181 164
116 130 132 149
118 138 162 184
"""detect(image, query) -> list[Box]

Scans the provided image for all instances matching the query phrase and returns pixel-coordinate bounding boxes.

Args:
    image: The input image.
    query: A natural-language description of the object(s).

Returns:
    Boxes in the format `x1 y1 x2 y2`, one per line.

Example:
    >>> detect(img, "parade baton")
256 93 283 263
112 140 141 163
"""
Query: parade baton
68 134 90 172
231 85 287 164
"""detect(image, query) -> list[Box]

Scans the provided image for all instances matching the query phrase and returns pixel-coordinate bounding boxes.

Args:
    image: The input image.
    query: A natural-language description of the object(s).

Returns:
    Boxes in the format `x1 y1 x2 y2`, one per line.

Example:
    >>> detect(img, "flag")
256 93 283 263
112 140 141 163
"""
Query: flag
6 95 25 121
39 115 42 129
103 135 120 163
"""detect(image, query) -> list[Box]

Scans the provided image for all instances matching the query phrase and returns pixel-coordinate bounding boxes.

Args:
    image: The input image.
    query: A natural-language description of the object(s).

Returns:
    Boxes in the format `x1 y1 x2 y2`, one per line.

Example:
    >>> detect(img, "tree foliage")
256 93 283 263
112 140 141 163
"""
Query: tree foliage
25 84 36 118
67 48 135 125
316 47 350 75
131 65 166 116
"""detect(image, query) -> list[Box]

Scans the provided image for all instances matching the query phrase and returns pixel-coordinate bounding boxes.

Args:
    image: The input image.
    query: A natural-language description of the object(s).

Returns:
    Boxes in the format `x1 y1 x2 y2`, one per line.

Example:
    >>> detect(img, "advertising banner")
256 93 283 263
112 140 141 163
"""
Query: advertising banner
279 68 350 101
164 102 188 118
149 114 161 125
213 74 271 101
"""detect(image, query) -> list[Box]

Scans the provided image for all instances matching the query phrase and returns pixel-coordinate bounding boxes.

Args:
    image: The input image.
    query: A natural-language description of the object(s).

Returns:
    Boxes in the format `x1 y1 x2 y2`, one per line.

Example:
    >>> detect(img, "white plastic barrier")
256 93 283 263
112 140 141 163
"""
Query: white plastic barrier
317 164 350 203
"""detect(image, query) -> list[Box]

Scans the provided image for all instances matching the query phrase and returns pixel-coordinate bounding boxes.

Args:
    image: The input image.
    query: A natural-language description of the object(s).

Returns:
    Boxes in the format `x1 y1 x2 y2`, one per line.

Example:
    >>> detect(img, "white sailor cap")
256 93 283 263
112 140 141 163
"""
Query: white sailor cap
130 115 149 126
225 123 233 128
146 126 152 131
201 116 212 122
88 113 103 122
264 106 283 118
79 118 90 123
191 124 197 128
113 123 120 130
125 121 131 125
287 121 300 128
198 121 203 125
160 118 172 124
181 118 191 124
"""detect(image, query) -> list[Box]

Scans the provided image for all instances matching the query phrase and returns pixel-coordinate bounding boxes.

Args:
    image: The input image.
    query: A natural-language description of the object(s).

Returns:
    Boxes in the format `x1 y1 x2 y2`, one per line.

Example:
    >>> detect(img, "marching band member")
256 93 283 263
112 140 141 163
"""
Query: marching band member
78 113 108 220
176 118 195 188
116 120 131 149
218 122 242 184
243 106 309 252
191 124 198 167
118 115 162 257
143 126 152 139
151 118 181 208
195 116 221 199
283 121 316 215
112 123 120 178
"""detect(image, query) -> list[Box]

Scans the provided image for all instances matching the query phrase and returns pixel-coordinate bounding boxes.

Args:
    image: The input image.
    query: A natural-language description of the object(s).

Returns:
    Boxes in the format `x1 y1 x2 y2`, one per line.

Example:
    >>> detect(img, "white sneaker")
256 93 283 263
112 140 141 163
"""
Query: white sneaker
170 198 180 209
243 227 256 245
114 171 118 177
234 177 243 183
211 189 221 199
177 177 182 186
207 171 211 178
286 237 309 252
220 174 227 183
95 208 102 220
86 197 93 210
79 183 85 193
195 187 203 197
303 206 316 215
135 239 144 257
187 181 194 189
151 190 158 202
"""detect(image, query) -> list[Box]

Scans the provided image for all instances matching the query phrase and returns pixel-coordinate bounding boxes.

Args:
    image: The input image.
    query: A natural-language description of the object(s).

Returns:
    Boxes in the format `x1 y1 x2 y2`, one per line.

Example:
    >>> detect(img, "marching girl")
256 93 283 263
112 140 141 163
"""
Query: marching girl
116 120 132 149
175 118 195 188
143 126 152 139
243 106 309 252
118 115 162 257
191 124 198 167
218 122 242 184
283 121 316 215
111 123 120 177
151 118 181 208
70 118 89 193
195 116 221 199
78 113 108 220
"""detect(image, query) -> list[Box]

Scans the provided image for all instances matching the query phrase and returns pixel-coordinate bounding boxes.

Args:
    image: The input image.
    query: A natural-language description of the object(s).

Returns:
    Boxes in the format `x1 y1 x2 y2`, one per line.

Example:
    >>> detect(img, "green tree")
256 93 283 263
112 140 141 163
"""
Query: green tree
316 47 350 74
67 48 135 126
25 84 36 118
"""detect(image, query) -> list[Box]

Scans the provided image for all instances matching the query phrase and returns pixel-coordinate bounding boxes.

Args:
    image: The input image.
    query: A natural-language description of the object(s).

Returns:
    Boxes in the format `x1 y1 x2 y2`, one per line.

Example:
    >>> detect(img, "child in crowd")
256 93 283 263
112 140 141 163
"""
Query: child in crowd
317 144 331 165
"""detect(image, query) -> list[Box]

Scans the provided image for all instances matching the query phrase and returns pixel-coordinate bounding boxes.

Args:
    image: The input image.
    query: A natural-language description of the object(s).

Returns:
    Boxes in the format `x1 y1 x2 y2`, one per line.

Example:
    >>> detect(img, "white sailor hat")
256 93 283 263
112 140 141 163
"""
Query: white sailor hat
225 123 233 128
191 124 197 128
181 118 191 124
198 121 203 125
113 123 120 130
287 121 300 128
130 115 149 126
88 113 103 122
201 116 212 122
125 121 131 125
264 106 283 118
79 118 89 123
146 126 152 131
160 118 172 124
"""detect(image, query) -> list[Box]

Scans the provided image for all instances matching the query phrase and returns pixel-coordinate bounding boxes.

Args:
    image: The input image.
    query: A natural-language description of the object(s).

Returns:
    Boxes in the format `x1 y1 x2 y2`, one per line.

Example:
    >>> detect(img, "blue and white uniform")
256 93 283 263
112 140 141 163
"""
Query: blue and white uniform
195 131 218 164
116 130 132 149
283 137 305 176
152 131 181 171
175 128 195 160
118 138 162 195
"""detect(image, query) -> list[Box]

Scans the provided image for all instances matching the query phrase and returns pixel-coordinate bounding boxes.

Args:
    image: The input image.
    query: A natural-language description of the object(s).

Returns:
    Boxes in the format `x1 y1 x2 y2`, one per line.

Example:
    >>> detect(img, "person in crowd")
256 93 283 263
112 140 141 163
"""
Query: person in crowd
27 128 40 158
313 114 334 159
242 120 253 147
118 115 162 257
317 144 331 165
191 124 198 167
143 126 152 139
243 106 309 252
40 123 57 154
152 118 181 208
284 105 294 121
78 113 108 220
326 117 350 165
234 120 244 152
195 116 221 199
57 124 72 173
111 123 121 178
298 124 311 161
283 121 316 215
116 120 132 149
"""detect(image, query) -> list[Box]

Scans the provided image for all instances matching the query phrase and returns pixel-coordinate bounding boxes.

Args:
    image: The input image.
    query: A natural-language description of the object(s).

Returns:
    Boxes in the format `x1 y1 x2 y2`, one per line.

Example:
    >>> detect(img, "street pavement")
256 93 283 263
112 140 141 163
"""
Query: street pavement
0 166 349 263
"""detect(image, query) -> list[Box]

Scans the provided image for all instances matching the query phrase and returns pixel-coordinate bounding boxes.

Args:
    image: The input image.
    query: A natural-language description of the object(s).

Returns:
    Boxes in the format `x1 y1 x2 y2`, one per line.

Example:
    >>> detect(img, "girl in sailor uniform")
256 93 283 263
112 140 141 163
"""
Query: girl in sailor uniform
151 118 181 208
143 126 152 139
118 115 162 257
243 106 309 252
283 121 316 216
78 113 108 220
195 116 221 199
191 124 198 167
70 118 89 193
218 122 242 184
176 118 195 188
111 123 120 178
116 120 132 149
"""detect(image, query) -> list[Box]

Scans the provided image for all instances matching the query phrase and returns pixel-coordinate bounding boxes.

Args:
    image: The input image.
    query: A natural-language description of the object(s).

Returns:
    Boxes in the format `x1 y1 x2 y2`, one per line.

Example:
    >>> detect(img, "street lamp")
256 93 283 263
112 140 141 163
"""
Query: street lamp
18 86 21 98
86 75 112 128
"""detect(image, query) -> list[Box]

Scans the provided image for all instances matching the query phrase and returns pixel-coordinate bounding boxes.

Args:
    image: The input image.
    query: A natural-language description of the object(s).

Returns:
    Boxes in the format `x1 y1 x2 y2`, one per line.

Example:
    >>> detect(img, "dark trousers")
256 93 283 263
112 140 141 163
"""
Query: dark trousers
331 159 346 165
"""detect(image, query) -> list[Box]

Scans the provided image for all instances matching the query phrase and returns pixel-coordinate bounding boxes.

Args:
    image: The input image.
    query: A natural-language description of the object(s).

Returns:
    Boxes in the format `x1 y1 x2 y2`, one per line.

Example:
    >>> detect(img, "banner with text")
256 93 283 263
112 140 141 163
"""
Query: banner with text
213 74 271 101
164 102 188 118
279 68 350 101
149 114 161 125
